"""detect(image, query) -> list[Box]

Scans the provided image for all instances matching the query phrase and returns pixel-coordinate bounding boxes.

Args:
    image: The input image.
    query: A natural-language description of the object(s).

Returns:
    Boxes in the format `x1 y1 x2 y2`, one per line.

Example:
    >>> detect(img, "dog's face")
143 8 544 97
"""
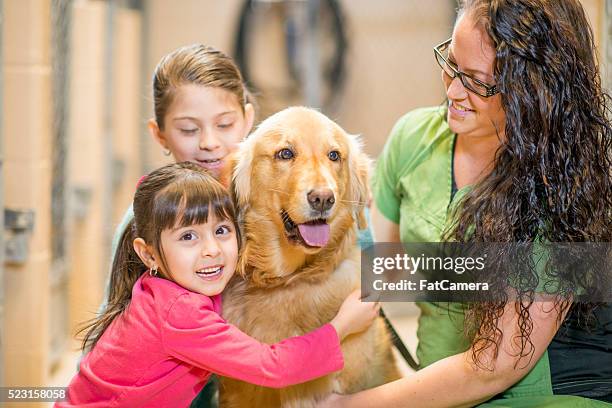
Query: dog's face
233 107 369 256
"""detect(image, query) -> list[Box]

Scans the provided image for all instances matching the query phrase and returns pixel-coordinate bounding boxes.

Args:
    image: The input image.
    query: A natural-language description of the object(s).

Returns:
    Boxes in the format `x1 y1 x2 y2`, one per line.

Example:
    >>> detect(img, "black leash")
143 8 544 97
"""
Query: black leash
380 308 419 370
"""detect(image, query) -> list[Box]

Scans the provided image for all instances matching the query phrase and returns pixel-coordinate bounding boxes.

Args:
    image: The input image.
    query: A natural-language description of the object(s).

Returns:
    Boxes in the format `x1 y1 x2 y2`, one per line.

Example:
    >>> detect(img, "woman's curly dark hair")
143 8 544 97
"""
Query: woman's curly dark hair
446 0 612 368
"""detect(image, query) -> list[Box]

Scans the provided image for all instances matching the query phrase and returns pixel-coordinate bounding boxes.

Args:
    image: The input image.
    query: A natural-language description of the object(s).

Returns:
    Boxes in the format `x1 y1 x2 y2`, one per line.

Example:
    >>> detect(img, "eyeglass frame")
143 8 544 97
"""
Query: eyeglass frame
433 38 500 98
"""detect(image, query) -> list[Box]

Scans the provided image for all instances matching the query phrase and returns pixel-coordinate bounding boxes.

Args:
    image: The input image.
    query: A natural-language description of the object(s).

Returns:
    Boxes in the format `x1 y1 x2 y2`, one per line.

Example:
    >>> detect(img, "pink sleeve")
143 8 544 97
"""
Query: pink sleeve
161 293 344 388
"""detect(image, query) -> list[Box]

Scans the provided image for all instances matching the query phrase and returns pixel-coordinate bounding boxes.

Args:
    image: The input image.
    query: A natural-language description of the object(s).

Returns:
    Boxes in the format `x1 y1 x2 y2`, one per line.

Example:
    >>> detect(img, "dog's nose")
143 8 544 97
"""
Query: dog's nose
307 189 335 212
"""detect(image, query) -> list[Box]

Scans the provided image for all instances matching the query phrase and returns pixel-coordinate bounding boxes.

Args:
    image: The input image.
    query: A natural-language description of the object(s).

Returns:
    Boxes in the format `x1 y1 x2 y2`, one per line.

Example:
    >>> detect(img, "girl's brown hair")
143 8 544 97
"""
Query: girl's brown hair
152 44 254 129
79 162 240 350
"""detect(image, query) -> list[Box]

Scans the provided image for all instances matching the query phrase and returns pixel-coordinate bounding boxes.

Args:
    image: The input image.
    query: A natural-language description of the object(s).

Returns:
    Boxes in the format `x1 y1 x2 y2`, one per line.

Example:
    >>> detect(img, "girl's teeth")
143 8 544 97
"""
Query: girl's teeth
197 266 222 275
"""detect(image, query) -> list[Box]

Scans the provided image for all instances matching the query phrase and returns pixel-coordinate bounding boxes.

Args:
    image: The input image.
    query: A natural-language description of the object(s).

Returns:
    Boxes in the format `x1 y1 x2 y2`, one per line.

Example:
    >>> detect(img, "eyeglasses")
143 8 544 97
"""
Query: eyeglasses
433 39 499 98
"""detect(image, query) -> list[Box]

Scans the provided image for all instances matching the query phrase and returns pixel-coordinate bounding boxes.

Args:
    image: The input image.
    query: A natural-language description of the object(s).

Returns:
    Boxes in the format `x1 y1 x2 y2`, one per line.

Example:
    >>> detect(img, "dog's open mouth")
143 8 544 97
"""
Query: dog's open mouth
281 209 330 247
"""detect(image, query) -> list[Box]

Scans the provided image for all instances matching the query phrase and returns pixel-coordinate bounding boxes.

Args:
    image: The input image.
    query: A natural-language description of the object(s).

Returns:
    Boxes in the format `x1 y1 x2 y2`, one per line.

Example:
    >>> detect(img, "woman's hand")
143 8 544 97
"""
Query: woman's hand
330 289 380 340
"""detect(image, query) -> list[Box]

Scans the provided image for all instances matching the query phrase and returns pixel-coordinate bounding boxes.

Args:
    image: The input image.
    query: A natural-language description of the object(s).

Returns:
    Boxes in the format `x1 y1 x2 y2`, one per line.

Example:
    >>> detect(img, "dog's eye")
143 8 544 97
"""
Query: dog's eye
276 148 294 160
328 150 341 161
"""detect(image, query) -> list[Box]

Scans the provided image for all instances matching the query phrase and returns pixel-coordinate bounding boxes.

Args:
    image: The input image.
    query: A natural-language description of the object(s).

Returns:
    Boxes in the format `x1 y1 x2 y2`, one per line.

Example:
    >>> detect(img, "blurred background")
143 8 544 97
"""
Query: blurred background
0 0 609 401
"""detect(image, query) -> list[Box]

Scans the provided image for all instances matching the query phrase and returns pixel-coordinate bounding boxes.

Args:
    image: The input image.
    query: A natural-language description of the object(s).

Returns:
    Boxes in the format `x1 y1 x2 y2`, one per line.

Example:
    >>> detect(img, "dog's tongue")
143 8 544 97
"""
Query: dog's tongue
297 223 330 247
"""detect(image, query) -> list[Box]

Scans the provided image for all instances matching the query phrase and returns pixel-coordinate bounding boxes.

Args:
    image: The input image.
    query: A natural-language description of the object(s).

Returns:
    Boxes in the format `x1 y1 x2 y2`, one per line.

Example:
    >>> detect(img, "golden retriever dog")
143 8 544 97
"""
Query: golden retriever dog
219 107 400 407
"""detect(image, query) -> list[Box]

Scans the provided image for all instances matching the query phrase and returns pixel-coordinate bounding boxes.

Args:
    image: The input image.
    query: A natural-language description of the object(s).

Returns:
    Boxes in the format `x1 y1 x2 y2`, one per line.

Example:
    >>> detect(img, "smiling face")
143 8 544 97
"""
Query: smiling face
150 84 254 180
157 214 238 297
444 12 506 140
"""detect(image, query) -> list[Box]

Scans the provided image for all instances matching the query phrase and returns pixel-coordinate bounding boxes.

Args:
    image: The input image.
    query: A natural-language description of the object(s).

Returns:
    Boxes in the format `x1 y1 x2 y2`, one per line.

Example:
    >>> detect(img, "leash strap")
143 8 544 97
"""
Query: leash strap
380 308 419 370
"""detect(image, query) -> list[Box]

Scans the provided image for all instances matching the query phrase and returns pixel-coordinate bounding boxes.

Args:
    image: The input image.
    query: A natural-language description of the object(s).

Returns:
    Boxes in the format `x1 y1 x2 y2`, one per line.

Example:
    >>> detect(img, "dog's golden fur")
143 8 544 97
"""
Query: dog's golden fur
220 107 400 407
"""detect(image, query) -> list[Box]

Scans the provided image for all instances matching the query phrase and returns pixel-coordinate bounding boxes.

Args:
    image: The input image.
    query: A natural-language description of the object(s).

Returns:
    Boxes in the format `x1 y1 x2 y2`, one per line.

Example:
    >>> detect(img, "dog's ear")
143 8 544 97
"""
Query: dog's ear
231 137 255 211
226 143 254 279
220 151 238 189
347 133 371 230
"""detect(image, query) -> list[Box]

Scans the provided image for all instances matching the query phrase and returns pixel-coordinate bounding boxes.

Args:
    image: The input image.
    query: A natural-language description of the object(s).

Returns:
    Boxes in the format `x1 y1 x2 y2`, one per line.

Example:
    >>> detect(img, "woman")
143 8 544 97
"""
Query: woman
323 0 611 406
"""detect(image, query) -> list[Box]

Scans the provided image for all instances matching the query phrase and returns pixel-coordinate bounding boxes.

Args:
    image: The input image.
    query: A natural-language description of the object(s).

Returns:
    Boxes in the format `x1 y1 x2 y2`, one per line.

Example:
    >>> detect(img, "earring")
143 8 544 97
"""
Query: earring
149 266 158 277
163 149 171 156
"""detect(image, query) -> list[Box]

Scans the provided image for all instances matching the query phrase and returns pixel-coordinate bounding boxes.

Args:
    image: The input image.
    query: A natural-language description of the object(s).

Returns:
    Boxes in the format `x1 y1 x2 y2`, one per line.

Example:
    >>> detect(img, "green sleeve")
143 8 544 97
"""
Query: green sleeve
100 204 134 310
531 242 585 296
110 203 135 265
372 115 409 224
504 241 590 297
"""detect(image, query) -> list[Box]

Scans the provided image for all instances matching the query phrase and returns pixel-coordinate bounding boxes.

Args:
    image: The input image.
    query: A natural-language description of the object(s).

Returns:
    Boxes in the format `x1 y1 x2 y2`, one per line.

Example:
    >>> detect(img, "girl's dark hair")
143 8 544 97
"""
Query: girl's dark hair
448 0 612 368
79 162 240 350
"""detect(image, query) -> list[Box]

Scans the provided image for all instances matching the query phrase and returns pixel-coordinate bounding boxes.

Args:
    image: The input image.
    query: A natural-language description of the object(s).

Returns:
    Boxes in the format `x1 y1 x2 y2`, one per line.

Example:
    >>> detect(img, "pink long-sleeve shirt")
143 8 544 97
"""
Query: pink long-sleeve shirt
57 273 343 407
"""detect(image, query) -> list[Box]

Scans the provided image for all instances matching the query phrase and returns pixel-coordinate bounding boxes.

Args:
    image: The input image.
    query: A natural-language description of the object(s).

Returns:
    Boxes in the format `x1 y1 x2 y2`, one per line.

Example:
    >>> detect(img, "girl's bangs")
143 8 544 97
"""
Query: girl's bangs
152 175 235 232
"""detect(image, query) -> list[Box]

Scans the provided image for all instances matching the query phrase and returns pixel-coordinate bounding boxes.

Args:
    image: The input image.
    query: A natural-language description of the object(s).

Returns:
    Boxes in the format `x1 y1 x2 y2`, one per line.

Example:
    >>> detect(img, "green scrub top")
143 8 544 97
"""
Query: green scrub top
372 106 609 407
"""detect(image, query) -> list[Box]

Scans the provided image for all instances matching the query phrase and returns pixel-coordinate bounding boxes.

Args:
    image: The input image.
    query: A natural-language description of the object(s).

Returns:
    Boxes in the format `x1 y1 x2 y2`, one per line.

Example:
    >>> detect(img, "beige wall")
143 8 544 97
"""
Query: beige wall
67 0 109 344
581 0 609 89
67 0 143 349
335 1 454 156
2 0 53 387
2 0 143 389
582 0 605 53
112 8 142 225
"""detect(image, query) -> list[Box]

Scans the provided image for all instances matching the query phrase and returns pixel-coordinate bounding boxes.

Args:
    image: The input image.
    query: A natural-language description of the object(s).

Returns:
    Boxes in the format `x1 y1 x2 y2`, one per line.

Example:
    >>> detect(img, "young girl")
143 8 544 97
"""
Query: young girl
61 162 380 407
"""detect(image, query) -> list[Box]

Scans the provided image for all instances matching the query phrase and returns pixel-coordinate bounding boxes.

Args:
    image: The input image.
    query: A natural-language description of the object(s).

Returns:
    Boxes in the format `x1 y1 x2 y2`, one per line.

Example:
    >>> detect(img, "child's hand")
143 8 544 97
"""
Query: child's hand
330 289 380 340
